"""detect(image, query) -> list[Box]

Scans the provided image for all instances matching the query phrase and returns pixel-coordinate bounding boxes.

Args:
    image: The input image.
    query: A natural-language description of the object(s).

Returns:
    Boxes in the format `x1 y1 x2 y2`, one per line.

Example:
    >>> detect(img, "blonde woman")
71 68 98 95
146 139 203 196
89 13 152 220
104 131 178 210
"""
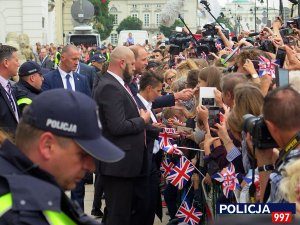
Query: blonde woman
280 159 300 217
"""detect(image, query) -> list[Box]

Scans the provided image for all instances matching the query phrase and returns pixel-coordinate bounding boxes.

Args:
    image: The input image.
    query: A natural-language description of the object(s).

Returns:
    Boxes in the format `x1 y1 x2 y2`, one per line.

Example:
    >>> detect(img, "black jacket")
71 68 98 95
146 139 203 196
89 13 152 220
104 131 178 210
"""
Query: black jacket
94 72 147 177
0 140 100 225
12 79 41 114
0 82 19 135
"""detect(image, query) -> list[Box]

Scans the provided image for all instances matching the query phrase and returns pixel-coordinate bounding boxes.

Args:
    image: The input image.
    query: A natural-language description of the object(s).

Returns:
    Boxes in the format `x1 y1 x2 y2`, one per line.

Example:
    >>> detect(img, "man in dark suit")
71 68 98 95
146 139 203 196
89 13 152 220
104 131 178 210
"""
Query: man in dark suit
93 46 151 225
42 45 91 97
0 45 20 135
42 44 91 210
39 47 54 73
134 71 165 225
76 61 97 91
128 45 193 108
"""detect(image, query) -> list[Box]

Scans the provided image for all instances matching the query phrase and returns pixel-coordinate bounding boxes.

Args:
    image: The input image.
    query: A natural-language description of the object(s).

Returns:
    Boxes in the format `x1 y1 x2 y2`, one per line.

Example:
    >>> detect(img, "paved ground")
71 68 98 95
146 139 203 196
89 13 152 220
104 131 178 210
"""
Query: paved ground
82 183 170 225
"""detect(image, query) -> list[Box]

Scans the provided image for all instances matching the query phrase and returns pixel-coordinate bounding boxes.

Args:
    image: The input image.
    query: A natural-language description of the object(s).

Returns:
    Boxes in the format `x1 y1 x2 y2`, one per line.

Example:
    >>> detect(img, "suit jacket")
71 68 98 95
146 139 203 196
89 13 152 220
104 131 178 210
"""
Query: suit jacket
94 72 146 177
41 55 54 71
78 62 97 91
152 94 175 109
42 69 91 97
0 83 19 135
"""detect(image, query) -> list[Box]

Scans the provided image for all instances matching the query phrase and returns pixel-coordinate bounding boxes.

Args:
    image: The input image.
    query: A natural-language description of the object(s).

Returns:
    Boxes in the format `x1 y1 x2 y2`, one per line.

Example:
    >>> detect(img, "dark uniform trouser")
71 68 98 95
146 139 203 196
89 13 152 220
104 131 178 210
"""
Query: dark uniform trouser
103 175 148 225
92 160 103 210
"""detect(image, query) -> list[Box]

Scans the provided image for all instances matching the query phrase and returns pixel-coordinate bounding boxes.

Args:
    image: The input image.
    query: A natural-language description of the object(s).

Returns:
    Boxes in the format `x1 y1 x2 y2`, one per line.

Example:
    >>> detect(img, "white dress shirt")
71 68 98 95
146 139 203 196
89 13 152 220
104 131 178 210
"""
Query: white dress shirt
58 67 75 91
137 93 160 154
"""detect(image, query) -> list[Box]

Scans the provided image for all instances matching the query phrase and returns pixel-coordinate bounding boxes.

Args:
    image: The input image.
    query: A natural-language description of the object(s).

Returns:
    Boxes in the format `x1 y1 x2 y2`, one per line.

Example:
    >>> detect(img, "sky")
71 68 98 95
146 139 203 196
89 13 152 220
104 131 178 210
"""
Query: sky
217 0 291 8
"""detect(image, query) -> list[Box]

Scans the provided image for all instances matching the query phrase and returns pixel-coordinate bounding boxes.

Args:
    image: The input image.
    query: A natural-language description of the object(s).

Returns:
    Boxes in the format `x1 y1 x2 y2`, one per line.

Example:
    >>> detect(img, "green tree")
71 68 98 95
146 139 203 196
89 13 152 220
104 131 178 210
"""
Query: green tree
159 19 185 38
89 0 114 41
116 16 143 33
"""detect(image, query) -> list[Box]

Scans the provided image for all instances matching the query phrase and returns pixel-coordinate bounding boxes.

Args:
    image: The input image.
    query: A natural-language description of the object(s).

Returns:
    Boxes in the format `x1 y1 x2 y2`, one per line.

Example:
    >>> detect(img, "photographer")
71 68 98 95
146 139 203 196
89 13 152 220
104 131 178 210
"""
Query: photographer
248 86 300 203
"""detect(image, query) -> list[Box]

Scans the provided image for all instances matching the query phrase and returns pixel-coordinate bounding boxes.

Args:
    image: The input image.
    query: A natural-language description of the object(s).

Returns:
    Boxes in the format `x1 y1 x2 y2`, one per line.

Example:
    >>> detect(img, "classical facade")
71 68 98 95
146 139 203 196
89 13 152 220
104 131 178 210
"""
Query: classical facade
106 0 198 45
221 0 290 33
0 0 57 46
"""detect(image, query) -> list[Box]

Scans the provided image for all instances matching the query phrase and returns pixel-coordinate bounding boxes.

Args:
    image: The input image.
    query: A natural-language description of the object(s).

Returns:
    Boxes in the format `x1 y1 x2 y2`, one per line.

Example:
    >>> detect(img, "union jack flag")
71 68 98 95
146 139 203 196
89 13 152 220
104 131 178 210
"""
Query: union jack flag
166 156 194 190
212 163 239 198
160 158 175 177
258 56 278 78
215 42 222 51
162 144 183 155
176 200 203 225
159 128 176 149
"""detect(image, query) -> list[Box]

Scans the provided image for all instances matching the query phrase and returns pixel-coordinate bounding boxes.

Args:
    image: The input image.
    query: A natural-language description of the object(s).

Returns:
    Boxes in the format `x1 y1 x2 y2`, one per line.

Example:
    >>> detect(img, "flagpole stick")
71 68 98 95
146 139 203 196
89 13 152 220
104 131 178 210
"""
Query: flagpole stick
176 146 205 152
174 183 194 217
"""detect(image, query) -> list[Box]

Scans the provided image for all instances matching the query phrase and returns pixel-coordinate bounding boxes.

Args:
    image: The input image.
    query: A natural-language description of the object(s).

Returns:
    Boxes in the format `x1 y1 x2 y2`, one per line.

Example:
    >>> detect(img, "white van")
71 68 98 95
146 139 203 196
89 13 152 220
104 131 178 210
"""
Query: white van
117 30 149 46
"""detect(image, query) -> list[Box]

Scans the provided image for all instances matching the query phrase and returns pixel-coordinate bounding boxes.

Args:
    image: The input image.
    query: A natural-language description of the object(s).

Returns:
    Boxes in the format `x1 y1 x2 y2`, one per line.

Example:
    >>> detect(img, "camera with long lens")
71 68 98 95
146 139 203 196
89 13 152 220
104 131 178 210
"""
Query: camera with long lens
243 114 278 149
169 33 192 54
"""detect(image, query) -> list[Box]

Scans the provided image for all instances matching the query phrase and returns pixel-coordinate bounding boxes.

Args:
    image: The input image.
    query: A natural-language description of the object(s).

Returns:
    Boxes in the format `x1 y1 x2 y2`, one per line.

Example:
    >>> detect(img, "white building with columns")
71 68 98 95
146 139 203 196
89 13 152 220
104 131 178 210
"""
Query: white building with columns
0 0 58 46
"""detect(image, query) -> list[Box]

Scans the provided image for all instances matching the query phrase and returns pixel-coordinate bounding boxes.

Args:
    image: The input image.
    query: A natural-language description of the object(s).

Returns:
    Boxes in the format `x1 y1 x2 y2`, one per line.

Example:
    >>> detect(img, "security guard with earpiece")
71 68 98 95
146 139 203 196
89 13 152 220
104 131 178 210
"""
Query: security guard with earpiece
0 89 124 225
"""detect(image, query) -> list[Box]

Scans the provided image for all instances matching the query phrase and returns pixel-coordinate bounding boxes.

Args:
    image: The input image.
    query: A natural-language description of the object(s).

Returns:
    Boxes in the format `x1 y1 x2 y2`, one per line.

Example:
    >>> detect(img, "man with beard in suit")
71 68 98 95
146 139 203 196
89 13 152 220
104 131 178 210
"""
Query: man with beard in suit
93 46 151 225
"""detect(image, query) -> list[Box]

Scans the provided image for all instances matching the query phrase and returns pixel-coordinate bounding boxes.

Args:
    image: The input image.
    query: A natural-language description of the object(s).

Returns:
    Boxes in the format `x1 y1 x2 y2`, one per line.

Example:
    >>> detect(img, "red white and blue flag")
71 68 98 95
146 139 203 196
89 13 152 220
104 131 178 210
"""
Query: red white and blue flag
166 156 194 190
162 144 183 155
215 42 222 51
258 56 278 78
159 128 176 149
212 163 239 198
160 158 175 178
176 201 203 225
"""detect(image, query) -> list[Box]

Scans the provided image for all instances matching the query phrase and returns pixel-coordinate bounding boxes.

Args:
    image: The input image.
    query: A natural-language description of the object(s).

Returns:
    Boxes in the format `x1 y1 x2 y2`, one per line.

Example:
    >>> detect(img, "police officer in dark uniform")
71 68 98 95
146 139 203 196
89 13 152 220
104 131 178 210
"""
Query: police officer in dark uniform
0 89 124 225
12 61 44 114
90 54 106 93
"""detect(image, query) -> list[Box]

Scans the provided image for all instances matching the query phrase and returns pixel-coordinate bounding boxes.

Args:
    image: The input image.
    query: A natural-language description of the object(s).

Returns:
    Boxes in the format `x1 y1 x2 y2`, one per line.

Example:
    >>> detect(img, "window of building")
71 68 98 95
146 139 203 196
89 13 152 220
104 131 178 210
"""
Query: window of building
145 4 149 8
131 13 138 19
156 4 161 8
110 7 117 12
156 14 160 25
144 14 150 27
132 4 137 8
110 33 118 45
112 14 118 25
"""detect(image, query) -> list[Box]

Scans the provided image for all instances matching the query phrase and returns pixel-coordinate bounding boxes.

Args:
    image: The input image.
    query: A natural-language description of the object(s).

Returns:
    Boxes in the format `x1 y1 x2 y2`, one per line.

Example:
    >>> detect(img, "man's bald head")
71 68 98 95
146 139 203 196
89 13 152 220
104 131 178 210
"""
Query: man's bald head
110 46 135 63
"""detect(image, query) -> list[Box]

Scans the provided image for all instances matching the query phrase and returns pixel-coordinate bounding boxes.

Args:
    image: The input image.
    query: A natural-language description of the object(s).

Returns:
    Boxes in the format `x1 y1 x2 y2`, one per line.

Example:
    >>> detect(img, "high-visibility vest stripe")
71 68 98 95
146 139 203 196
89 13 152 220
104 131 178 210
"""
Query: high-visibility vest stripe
44 210 77 225
17 98 32 106
0 193 12 217
0 193 77 225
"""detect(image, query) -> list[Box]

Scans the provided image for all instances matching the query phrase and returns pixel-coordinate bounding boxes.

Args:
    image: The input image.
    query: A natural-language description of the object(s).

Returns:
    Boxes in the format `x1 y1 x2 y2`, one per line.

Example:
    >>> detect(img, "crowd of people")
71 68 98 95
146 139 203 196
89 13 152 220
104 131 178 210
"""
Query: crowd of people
1 15 300 225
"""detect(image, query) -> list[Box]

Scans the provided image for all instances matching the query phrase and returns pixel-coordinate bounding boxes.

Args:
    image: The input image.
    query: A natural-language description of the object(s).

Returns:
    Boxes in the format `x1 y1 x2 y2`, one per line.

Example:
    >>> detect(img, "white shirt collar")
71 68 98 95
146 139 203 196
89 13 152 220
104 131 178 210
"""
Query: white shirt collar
58 67 74 78
107 70 124 86
137 93 152 111
0 75 9 91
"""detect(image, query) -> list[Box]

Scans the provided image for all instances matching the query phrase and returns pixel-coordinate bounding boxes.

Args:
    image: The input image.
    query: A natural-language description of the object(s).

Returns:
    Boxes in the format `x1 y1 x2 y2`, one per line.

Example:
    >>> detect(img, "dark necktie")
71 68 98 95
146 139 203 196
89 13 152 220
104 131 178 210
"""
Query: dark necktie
66 74 72 90
6 82 16 113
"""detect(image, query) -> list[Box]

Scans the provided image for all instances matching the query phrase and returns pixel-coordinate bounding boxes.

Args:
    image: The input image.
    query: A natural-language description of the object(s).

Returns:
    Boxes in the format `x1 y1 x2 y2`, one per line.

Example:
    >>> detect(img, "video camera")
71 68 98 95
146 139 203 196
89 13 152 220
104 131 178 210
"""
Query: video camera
243 114 278 149
169 33 193 54
168 23 229 55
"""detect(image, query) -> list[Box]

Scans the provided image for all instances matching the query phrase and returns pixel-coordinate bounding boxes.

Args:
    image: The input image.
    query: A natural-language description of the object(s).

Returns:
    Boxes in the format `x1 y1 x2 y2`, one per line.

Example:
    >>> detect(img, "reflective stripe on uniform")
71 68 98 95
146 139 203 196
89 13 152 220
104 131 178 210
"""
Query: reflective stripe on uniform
0 192 77 225
0 193 12 217
17 98 32 106
43 210 77 225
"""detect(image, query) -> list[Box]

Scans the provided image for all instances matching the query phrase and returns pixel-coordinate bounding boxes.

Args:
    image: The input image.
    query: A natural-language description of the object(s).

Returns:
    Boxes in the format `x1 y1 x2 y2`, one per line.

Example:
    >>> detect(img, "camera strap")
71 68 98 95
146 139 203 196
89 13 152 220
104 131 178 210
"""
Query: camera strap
275 131 300 168
263 131 300 203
